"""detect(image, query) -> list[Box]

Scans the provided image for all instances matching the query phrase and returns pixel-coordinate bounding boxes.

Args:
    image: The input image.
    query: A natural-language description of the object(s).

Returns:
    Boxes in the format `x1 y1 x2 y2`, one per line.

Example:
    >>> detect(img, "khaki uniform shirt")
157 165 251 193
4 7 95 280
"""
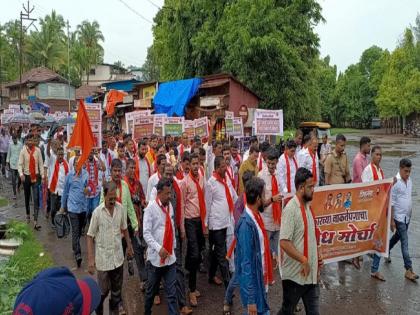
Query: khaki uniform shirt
238 158 258 193
280 196 318 285
324 150 351 185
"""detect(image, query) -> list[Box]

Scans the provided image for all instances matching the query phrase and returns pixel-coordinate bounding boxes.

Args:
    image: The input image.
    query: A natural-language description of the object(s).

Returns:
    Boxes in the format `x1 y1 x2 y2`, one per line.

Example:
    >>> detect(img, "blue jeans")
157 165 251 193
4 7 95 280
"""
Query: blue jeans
389 220 412 270
267 230 280 255
371 254 381 273
224 272 239 305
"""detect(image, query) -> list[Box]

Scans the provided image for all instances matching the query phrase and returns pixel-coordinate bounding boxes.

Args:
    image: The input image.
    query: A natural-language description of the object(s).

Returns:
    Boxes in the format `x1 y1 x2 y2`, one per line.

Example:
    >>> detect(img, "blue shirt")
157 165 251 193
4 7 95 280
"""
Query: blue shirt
61 169 89 214
235 210 269 314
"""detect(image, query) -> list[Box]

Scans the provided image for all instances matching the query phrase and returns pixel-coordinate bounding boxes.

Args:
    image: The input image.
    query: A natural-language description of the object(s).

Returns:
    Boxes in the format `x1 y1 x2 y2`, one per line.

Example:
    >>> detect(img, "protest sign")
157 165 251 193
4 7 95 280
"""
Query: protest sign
225 111 234 133
194 117 208 138
134 116 154 140
184 120 195 138
164 117 184 136
85 103 102 147
8 104 21 113
230 117 244 137
283 179 392 264
90 122 102 147
153 116 164 137
254 109 283 136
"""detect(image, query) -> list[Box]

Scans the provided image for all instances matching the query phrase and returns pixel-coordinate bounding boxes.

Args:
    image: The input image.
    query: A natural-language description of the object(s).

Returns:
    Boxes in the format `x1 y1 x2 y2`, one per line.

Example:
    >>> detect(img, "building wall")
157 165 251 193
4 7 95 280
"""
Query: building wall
37 83 75 100
82 65 134 86
229 79 259 116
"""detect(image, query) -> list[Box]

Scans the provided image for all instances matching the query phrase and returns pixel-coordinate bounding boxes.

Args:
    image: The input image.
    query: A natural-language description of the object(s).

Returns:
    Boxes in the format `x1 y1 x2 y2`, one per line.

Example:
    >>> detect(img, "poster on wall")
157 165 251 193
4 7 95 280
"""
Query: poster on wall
194 117 208 138
164 117 184 136
254 109 283 136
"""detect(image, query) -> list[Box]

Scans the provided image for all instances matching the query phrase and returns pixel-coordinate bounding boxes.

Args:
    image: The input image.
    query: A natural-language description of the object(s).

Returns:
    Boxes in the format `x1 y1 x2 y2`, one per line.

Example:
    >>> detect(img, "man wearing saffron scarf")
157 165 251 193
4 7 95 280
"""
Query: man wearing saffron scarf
205 156 238 288
143 178 178 315
238 145 259 193
85 150 106 227
146 154 167 203
278 140 298 194
47 147 69 227
177 132 191 160
182 153 206 307
146 134 159 165
100 139 116 181
361 145 387 281
258 148 282 270
235 176 271 315
278 167 322 315
298 135 320 185
175 151 191 181
135 140 153 196
61 156 89 268
18 134 44 229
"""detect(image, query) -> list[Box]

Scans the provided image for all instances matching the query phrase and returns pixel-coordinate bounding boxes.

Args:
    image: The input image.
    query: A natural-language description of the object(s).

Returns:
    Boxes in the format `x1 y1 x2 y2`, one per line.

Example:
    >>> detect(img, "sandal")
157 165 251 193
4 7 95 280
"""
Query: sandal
371 272 386 281
223 304 231 315
26 215 30 224
189 292 197 307
352 257 361 270
34 224 42 231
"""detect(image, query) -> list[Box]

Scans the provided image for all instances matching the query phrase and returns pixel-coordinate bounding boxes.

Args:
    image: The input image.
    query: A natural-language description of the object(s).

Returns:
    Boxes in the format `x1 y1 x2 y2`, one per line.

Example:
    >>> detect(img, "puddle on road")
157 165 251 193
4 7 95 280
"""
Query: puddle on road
382 150 417 157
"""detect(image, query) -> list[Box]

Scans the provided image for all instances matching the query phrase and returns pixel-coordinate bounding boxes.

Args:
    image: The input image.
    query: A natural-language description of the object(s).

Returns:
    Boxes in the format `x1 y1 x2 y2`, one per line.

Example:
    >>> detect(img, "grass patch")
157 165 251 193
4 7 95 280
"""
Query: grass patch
0 197 8 207
331 128 364 136
0 221 53 314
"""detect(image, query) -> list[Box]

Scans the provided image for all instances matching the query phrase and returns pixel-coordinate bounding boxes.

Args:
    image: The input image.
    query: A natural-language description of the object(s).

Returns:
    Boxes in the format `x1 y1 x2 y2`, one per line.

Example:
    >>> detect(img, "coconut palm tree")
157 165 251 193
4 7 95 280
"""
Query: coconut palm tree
76 20 104 83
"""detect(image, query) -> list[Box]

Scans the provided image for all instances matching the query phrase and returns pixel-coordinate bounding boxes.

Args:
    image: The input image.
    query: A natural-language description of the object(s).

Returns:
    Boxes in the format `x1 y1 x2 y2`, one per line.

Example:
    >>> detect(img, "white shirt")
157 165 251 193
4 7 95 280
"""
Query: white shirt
243 149 250 162
298 148 319 184
146 172 161 202
87 202 127 271
391 172 412 223
277 153 298 194
205 174 238 230
100 149 115 181
143 199 177 267
258 168 281 231
177 144 191 158
47 154 68 196
206 146 215 180
245 207 266 277
138 156 152 195
361 163 384 183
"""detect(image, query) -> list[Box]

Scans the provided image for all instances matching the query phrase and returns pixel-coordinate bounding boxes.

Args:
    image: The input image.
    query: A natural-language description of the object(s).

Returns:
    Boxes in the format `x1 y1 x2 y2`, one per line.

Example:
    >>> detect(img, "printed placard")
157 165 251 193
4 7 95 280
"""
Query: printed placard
225 111 234 133
194 117 208 138
85 103 102 122
184 120 195 138
134 116 154 140
91 122 102 148
230 117 244 137
153 115 165 137
164 117 184 136
254 109 283 136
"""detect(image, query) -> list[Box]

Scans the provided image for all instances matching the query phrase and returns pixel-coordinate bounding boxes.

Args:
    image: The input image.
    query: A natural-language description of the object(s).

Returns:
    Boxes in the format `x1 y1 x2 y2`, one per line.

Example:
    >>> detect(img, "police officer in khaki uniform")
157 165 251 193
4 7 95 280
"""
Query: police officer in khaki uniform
324 134 351 185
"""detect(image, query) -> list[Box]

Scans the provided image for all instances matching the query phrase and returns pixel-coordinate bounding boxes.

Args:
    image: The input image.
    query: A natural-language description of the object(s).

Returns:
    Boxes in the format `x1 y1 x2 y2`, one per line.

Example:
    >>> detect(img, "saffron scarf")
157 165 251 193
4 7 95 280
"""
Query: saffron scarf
371 163 384 181
213 172 234 213
190 172 207 232
28 146 37 183
271 174 281 225
309 149 317 183
285 153 298 193
157 198 174 265
50 159 69 193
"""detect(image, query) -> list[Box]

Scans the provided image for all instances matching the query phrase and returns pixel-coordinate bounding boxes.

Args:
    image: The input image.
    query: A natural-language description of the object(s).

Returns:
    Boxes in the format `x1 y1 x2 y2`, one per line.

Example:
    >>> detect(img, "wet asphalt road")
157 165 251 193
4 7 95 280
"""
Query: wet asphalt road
1 131 419 315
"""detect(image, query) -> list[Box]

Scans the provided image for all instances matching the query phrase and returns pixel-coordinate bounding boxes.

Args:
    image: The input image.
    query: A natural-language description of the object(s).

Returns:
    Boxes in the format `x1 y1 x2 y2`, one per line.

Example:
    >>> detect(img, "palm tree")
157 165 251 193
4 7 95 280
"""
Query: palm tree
26 10 66 71
76 20 104 83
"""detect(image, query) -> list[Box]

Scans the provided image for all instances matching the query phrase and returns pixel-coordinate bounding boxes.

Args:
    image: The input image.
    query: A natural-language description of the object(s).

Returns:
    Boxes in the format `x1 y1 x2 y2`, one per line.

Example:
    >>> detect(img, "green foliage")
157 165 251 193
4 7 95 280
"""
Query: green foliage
146 0 325 127
0 11 104 87
0 221 53 314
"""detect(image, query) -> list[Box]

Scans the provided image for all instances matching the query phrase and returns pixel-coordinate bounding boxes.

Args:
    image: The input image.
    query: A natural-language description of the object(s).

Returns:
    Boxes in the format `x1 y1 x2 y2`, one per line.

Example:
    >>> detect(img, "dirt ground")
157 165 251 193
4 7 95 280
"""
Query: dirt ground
1 131 419 314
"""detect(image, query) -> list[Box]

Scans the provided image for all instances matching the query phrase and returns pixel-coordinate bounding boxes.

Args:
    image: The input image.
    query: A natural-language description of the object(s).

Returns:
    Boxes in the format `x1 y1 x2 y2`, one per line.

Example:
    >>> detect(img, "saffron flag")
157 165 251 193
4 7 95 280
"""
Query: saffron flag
67 100 95 172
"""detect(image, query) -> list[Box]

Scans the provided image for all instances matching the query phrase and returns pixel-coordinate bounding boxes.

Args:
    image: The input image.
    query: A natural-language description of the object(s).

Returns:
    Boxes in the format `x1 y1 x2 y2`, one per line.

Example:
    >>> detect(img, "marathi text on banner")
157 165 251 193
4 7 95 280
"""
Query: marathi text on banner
301 179 392 264
164 117 184 136
254 109 283 136
184 120 195 138
134 116 154 140
225 111 234 133
230 117 244 137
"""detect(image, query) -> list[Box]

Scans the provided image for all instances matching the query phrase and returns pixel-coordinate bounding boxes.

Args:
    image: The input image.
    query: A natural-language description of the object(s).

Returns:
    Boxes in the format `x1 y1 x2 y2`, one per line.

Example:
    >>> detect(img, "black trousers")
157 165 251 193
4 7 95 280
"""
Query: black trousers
0 152 6 175
96 265 124 315
10 169 20 196
175 230 187 308
208 228 230 288
23 175 40 221
144 262 178 315
68 212 86 261
277 280 320 315
50 193 61 226
185 218 205 292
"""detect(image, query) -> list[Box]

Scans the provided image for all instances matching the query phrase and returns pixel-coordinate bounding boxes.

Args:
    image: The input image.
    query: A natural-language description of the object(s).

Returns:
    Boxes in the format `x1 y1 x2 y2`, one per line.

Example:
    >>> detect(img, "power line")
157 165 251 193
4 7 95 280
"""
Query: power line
116 0 153 24
145 0 161 10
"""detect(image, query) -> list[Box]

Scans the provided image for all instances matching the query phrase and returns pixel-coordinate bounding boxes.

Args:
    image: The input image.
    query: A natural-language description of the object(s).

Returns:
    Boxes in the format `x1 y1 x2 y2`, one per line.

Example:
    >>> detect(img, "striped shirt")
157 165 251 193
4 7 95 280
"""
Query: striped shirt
87 202 127 271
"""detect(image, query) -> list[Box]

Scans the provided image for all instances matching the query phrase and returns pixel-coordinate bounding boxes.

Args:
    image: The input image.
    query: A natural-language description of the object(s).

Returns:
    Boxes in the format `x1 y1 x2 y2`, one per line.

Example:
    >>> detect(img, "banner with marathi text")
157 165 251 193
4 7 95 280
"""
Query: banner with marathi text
284 179 392 264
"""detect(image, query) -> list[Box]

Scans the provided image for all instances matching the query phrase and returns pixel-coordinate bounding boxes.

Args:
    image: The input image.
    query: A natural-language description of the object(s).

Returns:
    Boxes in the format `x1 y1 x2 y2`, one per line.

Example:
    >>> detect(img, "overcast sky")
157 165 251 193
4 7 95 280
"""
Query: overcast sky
1 0 419 73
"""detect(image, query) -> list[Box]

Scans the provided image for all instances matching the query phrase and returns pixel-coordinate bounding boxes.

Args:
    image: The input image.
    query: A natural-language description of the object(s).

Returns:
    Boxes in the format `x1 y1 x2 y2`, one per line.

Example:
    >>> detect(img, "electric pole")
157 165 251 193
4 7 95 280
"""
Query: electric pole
67 20 70 113
19 0 37 107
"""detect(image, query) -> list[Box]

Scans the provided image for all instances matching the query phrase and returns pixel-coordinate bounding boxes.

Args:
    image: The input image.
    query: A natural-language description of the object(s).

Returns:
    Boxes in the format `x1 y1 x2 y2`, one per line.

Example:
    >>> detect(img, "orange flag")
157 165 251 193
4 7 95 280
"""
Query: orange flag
68 100 95 173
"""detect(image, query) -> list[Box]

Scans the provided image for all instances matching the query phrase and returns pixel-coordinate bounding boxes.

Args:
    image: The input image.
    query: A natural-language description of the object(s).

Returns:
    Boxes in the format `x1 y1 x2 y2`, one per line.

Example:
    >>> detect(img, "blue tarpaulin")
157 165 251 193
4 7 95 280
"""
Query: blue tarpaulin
31 102 50 113
153 78 202 117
